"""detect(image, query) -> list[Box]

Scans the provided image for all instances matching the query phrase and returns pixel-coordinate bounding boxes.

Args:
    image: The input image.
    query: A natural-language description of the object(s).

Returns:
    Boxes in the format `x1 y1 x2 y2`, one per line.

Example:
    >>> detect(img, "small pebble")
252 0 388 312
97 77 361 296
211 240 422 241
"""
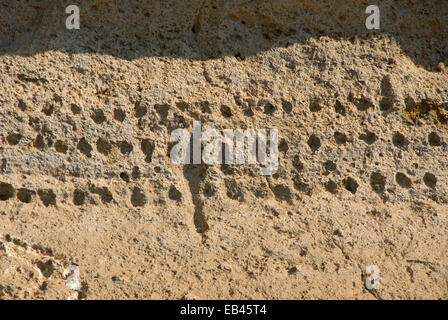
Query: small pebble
288 266 300 275
183 293 198 300
364 265 380 290
64 265 81 291
219 262 232 272
333 229 344 237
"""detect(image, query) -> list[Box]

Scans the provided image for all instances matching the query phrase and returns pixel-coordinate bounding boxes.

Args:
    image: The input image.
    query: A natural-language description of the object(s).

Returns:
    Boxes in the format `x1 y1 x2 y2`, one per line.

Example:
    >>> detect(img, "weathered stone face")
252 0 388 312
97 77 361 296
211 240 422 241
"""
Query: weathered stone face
0 1 447 300
1 0 447 67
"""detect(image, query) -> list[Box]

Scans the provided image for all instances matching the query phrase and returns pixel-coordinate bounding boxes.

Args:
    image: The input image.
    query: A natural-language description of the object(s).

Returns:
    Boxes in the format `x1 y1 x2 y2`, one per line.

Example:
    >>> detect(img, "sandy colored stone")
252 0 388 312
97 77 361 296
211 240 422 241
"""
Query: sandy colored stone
0 1 447 299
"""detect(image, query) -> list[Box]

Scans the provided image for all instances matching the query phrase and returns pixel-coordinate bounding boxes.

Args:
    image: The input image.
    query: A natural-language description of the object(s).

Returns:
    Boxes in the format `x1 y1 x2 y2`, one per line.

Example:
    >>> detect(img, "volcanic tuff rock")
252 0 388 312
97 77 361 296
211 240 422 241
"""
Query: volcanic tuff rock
0 1 447 299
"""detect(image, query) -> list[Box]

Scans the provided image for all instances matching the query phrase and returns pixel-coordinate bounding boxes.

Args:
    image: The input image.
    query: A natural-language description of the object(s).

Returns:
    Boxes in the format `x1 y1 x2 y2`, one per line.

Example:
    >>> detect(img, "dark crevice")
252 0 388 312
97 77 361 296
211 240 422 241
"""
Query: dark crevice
183 164 210 236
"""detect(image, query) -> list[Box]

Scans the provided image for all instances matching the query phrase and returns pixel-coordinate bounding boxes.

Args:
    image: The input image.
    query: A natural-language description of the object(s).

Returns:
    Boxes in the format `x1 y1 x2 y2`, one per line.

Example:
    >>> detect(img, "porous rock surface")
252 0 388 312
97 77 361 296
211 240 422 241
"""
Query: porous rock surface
0 0 447 299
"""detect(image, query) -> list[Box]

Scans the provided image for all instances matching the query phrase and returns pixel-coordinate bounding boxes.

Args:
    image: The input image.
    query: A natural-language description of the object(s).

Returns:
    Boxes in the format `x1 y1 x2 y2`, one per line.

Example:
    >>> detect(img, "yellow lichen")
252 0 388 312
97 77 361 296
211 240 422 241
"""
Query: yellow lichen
403 100 448 127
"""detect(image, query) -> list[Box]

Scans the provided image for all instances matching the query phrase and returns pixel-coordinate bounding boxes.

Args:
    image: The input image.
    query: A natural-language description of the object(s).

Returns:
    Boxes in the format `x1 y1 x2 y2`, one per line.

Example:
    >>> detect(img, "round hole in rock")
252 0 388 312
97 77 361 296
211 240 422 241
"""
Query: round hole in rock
73 189 86 206
220 105 233 118
91 109 106 124
307 134 321 152
325 180 338 194
392 132 409 148
0 182 15 201
114 108 126 122
6 133 22 146
343 177 358 194
423 173 437 188
54 140 68 154
38 189 56 207
428 132 442 147
131 187 146 207
168 185 182 202
120 172 130 183
17 188 35 203
334 132 347 145
396 172 412 188
370 171 386 193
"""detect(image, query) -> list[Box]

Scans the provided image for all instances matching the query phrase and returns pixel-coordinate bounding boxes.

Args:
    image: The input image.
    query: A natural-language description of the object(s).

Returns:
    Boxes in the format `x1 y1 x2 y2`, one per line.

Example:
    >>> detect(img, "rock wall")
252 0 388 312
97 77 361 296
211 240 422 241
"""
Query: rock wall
1 0 447 299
